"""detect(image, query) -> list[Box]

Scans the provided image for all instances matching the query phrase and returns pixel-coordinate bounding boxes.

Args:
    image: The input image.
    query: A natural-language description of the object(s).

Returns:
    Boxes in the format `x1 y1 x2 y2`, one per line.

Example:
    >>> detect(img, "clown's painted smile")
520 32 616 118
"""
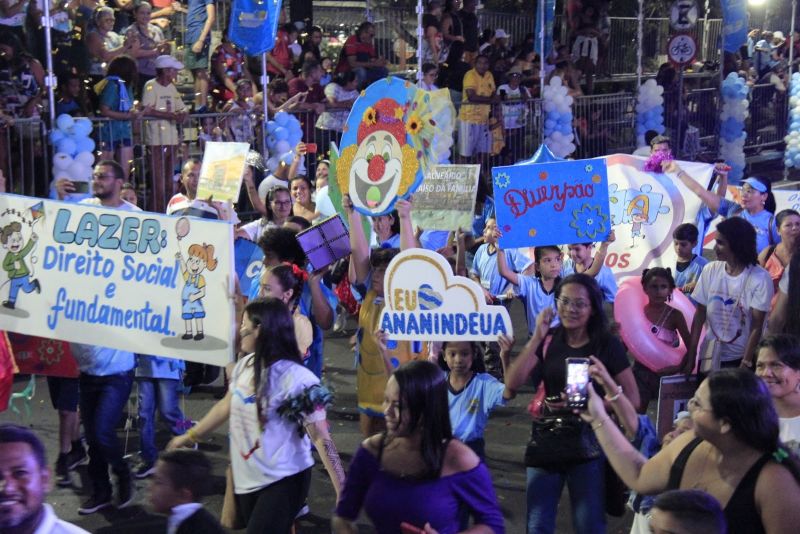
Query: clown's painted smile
349 133 404 212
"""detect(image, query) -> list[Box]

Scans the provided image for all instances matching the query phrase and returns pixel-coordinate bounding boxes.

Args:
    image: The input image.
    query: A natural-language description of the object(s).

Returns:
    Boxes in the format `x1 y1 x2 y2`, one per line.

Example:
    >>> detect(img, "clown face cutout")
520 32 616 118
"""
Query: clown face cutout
350 131 405 212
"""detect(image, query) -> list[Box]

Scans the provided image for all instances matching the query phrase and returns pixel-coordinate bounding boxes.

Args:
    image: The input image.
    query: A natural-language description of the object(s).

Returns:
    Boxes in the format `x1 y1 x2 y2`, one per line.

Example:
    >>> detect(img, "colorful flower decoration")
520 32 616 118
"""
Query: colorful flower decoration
406 114 422 136
584 164 593 173
494 172 510 189
569 204 608 240
275 384 335 437
363 106 377 126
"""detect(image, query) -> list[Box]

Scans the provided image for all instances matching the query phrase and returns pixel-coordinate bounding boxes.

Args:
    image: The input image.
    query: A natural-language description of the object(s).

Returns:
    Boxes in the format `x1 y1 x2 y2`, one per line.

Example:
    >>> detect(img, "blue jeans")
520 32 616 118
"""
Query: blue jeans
79 372 134 497
526 458 606 534
8 274 36 303
137 377 185 463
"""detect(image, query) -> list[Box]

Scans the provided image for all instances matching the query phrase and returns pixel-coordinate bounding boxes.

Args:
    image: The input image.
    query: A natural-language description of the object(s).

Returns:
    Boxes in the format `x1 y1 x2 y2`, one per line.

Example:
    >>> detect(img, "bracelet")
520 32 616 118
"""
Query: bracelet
605 385 623 402
186 427 201 444
591 418 609 431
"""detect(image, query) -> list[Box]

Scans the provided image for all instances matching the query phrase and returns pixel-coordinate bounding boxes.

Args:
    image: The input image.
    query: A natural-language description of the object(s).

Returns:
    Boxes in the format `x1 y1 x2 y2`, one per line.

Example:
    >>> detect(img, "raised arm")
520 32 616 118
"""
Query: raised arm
588 356 638 439
504 308 552 393
496 245 520 286
664 161 722 214
345 195 370 285
585 230 615 277
395 198 420 250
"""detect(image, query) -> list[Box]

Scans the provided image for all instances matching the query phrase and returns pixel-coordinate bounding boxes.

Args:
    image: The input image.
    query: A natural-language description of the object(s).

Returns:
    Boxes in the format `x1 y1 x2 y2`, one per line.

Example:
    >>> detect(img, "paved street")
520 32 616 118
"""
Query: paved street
0 303 635 533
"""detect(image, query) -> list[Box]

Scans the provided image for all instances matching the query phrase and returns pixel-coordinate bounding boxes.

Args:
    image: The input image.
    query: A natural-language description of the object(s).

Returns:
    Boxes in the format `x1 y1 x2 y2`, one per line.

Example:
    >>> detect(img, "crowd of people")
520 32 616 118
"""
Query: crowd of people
2 2 800 534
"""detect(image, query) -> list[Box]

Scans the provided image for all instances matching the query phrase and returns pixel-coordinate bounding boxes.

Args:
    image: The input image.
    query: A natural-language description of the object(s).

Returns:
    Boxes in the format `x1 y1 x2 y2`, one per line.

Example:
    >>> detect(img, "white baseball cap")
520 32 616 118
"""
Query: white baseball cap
495 29 509 39
154 55 184 70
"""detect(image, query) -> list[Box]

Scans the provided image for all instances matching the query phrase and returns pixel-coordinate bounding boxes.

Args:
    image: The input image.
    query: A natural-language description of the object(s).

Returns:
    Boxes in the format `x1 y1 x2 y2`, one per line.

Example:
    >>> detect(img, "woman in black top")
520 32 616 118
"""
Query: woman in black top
505 274 639 533
583 367 800 534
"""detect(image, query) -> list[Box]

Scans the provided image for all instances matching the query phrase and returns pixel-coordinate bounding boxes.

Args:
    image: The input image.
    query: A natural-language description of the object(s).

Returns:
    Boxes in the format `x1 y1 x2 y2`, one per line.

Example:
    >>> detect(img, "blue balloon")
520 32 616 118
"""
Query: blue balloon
274 112 289 126
72 118 93 137
266 121 278 134
75 136 95 153
274 127 288 141
56 114 74 132
266 134 278 149
655 124 666 134
49 129 65 144
57 138 77 156
545 119 555 130
281 152 294 166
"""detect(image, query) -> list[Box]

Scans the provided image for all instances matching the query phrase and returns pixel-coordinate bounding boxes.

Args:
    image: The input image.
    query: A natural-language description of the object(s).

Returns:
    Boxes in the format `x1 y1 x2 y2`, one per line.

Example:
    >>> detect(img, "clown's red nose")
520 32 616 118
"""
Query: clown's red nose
367 156 385 182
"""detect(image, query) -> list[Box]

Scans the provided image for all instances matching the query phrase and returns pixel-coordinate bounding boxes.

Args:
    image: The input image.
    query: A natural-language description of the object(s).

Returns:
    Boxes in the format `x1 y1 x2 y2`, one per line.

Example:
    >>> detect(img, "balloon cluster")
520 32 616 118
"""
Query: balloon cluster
784 72 800 169
719 73 749 182
49 114 96 188
264 111 303 173
635 79 665 147
542 77 575 158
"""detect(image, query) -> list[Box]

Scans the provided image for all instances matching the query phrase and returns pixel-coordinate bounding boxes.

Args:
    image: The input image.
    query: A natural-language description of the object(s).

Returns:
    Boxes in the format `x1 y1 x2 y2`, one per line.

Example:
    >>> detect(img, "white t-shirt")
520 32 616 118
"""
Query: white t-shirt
239 218 278 242
141 79 186 146
33 504 89 534
229 355 325 493
779 265 789 294
780 415 800 457
80 197 141 212
691 262 773 361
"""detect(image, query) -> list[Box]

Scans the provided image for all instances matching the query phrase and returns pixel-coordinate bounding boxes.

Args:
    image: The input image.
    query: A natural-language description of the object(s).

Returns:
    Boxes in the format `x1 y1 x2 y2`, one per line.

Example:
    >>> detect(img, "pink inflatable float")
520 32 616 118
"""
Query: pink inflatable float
614 277 700 373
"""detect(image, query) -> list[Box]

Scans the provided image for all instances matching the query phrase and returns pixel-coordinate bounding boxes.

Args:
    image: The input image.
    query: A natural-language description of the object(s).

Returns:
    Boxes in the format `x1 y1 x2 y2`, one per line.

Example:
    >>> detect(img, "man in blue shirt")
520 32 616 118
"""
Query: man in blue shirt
184 0 216 112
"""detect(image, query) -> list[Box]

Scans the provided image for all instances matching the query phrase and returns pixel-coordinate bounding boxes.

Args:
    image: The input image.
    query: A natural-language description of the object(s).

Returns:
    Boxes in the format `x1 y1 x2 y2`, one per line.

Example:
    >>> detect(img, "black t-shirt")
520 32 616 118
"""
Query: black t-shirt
533 330 630 398
459 11 479 51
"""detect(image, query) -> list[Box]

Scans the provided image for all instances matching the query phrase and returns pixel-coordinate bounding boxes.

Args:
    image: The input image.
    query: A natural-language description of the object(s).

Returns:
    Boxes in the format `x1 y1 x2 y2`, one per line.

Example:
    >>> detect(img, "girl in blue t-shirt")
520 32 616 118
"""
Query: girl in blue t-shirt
437 337 515 459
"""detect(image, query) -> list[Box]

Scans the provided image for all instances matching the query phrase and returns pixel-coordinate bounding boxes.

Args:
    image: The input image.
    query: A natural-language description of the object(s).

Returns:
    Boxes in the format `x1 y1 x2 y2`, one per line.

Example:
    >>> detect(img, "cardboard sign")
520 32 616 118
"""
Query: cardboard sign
412 164 480 231
295 214 351 272
492 157 611 248
656 374 700 440
197 142 249 202
379 248 513 341
0 194 235 367
234 238 264 298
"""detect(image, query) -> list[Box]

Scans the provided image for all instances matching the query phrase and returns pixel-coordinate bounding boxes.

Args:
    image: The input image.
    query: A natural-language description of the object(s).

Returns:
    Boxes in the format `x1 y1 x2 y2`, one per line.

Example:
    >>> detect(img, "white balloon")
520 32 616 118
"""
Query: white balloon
53 153 73 170
550 76 563 87
75 151 94 167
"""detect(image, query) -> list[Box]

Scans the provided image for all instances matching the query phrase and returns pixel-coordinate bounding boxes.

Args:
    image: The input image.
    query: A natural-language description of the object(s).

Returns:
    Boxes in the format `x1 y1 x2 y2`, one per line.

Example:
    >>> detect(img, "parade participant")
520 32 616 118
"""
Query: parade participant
672 223 708 295
686 217 772 372
759 209 800 295
755 335 800 455
259 263 314 358
0 424 89 533
504 274 639 534
332 361 505 533
583 368 800 534
346 195 423 437
168 298 345 534
437 336 515 458
633 267 691 409
469 218 531 305
562 238 617 304
497 245 562 335
149 449 224 534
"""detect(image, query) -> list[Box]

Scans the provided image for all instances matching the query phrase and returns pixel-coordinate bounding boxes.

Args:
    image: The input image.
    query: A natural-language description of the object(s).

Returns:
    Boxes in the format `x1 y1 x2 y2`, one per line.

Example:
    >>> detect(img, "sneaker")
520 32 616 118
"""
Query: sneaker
134 461 156 479
78 494 112 515
66 445 88 470
55 453 72 487
116 476 135 509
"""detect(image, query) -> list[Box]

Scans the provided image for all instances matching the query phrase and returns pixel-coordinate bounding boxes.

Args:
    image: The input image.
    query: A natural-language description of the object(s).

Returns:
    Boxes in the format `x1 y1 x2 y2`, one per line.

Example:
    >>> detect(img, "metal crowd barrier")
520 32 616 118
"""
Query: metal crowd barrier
572 92 637 158
0 118 50 198
747 83 788 151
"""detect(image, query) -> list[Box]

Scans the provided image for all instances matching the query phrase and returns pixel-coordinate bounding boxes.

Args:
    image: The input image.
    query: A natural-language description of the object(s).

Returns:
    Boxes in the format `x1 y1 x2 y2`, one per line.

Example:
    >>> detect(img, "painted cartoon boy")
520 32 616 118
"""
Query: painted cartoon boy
1 221 41 309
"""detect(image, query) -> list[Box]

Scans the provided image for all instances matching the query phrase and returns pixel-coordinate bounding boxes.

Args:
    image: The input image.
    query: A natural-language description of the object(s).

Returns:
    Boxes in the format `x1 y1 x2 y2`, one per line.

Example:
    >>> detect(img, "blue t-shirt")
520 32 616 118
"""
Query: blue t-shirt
516 275 558 334
72 345 135 376
380 234 401 249
419 230 450 251
470 244 532 297
561 258 618 303
471 197 495 237
675 254 708 293
186 0 214 44
448 372 506 443
717 199 779 254
135 355 184 379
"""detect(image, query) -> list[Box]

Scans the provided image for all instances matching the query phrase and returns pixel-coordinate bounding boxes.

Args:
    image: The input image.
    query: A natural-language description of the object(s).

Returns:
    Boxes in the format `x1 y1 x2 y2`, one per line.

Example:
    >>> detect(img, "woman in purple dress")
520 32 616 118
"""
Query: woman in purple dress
332 360 504 533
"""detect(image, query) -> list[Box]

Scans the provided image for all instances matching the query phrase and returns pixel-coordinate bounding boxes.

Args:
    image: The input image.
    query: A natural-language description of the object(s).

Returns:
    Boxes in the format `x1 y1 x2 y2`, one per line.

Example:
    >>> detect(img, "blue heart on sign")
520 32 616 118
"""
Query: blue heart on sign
417 284 443 310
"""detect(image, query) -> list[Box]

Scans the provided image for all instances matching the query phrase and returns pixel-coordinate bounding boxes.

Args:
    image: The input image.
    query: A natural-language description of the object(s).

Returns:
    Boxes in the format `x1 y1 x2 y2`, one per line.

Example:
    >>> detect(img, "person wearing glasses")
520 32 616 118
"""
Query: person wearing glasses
239 186 293 242
505 273 639 534
582 367 800 534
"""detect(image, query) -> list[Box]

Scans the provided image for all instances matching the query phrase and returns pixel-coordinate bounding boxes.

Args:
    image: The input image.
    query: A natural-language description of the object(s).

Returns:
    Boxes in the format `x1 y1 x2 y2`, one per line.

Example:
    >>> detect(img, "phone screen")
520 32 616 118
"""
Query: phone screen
565 358 590 409
72 181 90 194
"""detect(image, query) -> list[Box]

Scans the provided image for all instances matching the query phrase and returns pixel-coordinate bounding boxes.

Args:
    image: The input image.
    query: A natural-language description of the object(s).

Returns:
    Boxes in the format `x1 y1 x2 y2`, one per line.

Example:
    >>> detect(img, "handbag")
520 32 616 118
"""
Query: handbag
221 465 244 529
524 414 602 468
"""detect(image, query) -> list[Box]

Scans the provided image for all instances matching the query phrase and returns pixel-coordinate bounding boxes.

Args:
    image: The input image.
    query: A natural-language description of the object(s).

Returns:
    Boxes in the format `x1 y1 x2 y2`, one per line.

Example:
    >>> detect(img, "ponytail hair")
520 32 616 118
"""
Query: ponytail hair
268 263 307 313
188 243 218 271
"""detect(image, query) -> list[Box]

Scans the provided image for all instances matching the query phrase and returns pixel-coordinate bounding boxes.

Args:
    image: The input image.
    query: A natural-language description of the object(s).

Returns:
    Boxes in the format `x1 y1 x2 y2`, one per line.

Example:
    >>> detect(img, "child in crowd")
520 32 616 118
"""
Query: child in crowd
633 267 692 410
437 337 515 458
222 78 257 144
149 449 224 534
563 235 617 303
259 263 314 359
120 182 138 205
469 218 531 304
672 222 708 295
55 73 89 117
197 116 226 152
497 245 563 336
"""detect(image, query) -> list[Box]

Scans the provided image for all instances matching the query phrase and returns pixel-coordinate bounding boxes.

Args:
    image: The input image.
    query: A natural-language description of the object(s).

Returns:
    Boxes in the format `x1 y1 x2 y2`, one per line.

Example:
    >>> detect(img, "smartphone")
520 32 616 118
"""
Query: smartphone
305 143 317 154
565 357 591 409
400 522 424 534
72 181 90 194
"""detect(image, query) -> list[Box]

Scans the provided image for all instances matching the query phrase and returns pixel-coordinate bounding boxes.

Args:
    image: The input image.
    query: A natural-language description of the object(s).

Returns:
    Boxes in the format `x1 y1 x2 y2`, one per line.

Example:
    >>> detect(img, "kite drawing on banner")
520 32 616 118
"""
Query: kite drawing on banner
336 77 455 216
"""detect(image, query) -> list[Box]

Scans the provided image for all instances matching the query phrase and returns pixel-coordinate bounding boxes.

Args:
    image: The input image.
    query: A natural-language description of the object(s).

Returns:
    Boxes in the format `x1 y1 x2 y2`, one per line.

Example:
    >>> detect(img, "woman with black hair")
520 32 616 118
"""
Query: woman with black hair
239 186 292 242
504 273 639 534
168 298 345 533
755 334 800 455
686 217 773 372
332 360 504 533
583 367 800 534
770 249 800 338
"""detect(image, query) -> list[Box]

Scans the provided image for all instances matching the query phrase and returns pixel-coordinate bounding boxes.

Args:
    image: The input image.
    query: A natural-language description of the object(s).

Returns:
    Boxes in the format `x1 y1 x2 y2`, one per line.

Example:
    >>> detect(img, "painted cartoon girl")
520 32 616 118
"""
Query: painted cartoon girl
176 243 218 341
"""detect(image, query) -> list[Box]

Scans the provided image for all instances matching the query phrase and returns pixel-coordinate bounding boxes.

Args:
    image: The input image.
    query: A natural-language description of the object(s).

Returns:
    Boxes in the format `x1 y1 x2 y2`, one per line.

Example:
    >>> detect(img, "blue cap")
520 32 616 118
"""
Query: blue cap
742 177 768 193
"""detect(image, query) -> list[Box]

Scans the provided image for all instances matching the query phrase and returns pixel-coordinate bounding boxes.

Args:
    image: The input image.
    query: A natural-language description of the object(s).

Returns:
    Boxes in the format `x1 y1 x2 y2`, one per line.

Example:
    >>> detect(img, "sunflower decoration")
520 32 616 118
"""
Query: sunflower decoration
406 113 422 136
363 106 377 126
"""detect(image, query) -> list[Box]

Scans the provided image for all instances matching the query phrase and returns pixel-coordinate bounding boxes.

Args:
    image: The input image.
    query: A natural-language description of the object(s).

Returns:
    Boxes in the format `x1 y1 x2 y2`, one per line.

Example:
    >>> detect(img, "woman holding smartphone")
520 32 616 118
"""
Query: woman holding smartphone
505 274 639 534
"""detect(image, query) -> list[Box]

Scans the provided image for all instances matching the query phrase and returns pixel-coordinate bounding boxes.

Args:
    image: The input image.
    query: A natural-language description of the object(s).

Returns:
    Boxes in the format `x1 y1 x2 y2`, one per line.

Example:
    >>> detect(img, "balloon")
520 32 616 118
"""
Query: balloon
67 161 92 181
56 114 75 132
274 112 289 126
266 156 279 172
275 140 291 155
72 118 93 137
281 151 294 166
175 217 190 240
49 129 65 144
57 138 77 156
53 153 73 170
274 127 288 141
266 121 278 134
75 151 94 167
75 136 95 154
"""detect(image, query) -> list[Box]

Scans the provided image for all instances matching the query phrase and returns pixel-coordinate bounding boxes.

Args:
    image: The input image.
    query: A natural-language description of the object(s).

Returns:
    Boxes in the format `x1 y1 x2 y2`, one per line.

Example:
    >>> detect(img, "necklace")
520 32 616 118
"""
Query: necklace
650 305 671 335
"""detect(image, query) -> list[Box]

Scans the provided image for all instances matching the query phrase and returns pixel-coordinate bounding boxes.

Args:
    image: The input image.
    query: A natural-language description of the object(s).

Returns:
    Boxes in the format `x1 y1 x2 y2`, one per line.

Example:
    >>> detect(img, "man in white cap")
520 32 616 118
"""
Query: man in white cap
141 55 188 212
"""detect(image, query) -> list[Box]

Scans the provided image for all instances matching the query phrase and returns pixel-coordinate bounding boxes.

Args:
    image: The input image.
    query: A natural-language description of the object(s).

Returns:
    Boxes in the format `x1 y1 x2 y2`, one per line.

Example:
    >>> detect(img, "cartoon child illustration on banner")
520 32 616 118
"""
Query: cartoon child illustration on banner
337 76 455 216
174 216 218 341
0 202 45 310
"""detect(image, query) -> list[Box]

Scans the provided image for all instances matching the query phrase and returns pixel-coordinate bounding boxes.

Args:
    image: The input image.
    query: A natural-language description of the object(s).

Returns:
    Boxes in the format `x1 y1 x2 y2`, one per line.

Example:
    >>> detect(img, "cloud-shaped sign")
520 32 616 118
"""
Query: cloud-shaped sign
379 249 513 341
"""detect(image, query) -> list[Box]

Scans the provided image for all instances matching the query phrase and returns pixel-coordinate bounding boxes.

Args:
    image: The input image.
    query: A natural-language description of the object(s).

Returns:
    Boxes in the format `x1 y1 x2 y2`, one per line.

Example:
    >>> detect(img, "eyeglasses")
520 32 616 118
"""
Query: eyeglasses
687 397 711 412
92 173 116 180
556 297 590 311
271 200 292 207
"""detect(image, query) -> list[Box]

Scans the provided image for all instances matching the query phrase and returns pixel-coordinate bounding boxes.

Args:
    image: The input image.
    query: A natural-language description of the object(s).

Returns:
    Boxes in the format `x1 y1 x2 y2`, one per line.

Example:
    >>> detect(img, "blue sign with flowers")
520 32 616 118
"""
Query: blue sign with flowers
492 155 610 248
